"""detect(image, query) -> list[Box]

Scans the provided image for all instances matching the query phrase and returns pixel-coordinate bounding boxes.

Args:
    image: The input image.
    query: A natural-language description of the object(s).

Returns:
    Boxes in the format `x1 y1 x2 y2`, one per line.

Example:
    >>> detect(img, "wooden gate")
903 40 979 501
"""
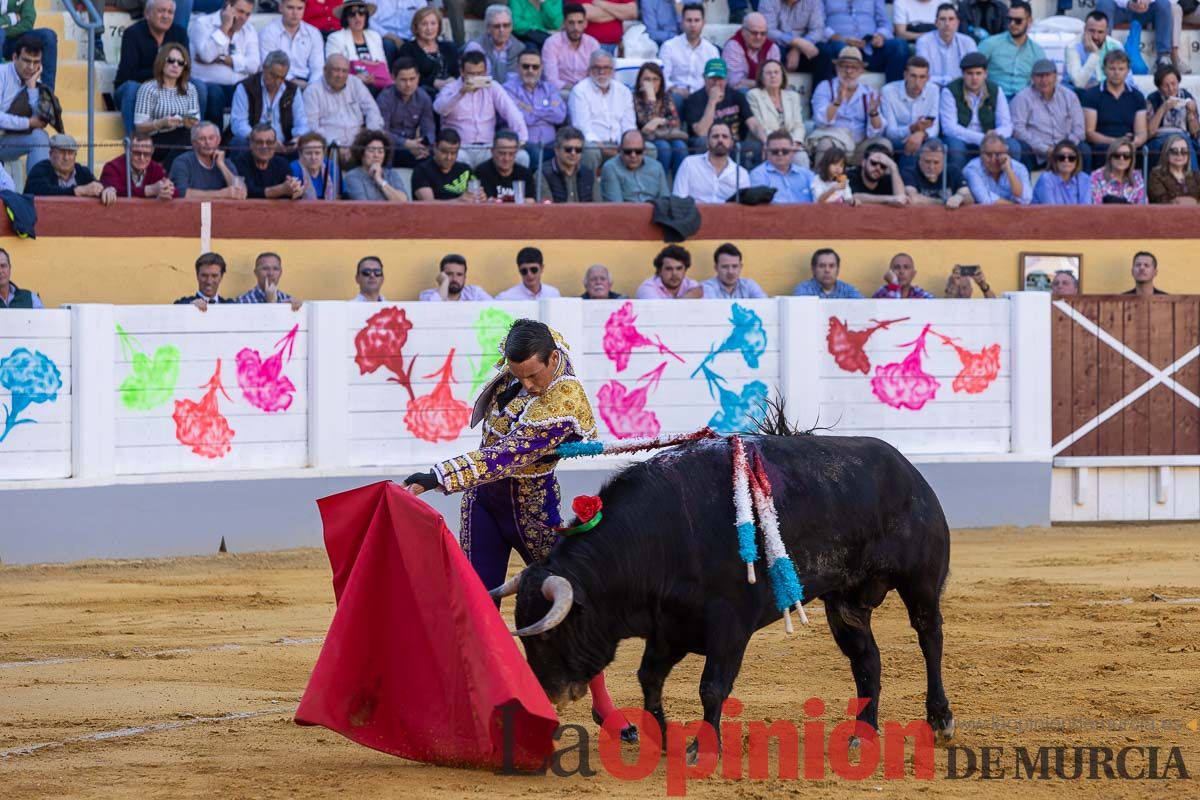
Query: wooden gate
1052 297 1200 457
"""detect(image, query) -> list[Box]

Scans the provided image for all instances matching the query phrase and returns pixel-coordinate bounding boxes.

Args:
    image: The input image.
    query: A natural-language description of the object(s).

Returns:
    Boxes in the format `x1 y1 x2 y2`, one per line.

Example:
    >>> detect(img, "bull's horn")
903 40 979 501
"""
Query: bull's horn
489 571 524 599
511 576 574 637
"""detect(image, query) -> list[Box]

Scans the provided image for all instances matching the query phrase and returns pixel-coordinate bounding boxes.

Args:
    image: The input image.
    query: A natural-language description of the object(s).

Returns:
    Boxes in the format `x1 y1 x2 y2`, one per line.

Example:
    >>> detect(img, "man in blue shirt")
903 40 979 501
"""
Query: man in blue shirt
963 131 1032 204
793 248 864 298
816 0 909 83
640 0 681 46
749 130 814 202
701 242 769 299
976 0 1044 98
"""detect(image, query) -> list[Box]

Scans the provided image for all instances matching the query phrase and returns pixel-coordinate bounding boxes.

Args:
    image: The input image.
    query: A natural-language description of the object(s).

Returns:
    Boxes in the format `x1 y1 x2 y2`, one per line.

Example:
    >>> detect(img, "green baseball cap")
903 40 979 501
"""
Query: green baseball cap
703 58 728 79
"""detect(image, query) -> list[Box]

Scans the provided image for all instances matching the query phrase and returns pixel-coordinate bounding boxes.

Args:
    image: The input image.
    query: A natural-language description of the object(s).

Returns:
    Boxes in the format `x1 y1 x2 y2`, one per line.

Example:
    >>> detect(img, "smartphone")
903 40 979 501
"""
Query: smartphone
958 265 980 277
468 75 493 89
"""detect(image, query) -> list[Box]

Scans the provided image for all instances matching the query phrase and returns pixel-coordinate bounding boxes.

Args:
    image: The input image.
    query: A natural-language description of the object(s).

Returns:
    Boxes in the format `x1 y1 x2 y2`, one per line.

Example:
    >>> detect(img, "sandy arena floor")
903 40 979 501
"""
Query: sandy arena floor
2 524 1199 798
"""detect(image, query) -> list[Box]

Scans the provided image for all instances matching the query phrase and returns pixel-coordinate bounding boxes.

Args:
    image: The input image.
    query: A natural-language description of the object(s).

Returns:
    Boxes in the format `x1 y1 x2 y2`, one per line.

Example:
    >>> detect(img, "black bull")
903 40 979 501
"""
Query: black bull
497 433 955 748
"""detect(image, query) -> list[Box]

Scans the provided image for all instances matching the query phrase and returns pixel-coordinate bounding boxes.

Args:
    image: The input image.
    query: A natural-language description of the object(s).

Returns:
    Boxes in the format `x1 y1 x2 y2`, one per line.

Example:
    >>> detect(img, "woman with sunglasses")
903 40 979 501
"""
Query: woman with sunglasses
632 62 687 176
1033 140 1092 205
326 0 387 90
1148 133 1200 203
1090 136 1146 204
747 59 808 169
134 43 202 168
399 6 460 99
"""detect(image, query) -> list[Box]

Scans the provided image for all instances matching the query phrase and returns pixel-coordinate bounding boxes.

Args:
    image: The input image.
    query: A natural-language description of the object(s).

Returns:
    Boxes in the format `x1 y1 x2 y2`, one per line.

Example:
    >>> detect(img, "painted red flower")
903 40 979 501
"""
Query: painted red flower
405 349 471 443
355 307 416 400
572 495 602 523
827 316 910 374
931 332 1002 395
603 301 683 372
173 359 235 458
236 324 298 413
597 362 667 439
870 325 941 411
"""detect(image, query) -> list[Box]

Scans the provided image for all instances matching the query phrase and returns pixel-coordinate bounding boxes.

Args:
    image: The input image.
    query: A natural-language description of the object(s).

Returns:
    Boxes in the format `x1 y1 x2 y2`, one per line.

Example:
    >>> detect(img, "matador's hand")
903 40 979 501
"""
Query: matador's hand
404 471 440 494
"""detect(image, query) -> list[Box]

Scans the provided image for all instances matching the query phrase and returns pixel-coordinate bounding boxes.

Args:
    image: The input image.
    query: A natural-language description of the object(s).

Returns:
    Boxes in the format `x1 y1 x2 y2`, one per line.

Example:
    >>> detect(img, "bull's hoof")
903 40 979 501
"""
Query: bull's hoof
620 725 639 744
686 738 699 766
934 717 955 745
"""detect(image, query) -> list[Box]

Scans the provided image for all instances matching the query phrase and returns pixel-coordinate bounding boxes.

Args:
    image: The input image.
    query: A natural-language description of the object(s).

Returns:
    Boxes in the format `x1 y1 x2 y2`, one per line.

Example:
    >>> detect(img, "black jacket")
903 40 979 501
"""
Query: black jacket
115 21 189 90
24 162 98 196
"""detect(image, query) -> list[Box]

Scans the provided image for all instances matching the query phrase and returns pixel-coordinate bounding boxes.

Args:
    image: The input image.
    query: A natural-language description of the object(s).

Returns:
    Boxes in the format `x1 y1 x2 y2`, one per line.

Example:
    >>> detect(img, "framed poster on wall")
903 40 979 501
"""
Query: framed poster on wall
1020 252 1082 294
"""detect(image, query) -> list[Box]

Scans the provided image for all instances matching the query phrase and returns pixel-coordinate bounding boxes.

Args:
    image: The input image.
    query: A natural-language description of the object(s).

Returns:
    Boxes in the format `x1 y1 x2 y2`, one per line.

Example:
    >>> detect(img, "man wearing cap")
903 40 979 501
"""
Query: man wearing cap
939 51 1020 177
1011 58 1088 169
189 0 260 125
682 58 768 165
24 134 116 205
816 0 909 84
977 0 1044 98
916 3 976 87
811 46 887 156
759 0 826 76
722 13 782 90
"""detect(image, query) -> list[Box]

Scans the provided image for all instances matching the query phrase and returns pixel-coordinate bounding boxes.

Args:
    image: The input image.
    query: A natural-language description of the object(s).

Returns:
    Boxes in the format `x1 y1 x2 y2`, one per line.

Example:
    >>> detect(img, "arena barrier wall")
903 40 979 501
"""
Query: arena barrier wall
0 295 1053 563
1050 295 1200 522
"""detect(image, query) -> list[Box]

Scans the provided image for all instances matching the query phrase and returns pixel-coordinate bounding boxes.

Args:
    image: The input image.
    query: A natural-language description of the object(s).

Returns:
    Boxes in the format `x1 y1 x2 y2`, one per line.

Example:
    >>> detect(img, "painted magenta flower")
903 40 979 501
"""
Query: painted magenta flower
405 349 471 443
870 325 941 411
116 324 180 411
597 362 666 438
236 325 299 413
603 301 683 372
0 347 62 443
355 307 416 400
172 360 235 458
930 331 1002 395
826 316 910 374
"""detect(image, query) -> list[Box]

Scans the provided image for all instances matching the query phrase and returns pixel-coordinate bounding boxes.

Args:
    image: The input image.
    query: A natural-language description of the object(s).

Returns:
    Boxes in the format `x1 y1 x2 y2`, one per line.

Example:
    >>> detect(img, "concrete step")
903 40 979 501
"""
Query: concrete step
61 109 125 144
54 59 112 110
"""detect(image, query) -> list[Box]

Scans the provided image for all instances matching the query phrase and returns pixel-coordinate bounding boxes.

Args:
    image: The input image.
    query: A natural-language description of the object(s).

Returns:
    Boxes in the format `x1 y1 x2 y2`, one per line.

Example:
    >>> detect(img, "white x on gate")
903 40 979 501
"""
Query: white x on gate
1052 300 1200 456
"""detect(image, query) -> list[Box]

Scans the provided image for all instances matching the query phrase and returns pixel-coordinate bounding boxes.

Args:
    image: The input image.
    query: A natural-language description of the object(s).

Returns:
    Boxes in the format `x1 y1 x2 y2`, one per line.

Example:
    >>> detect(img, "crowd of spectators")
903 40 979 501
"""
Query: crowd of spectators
2 243 1166 311
5 0 1200 206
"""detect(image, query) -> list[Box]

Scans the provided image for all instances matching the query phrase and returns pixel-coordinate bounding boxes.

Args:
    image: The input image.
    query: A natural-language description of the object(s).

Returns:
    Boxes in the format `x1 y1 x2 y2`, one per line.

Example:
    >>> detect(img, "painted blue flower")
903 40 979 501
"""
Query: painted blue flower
701 365 769 435
0 347 62 443
691 303 768 377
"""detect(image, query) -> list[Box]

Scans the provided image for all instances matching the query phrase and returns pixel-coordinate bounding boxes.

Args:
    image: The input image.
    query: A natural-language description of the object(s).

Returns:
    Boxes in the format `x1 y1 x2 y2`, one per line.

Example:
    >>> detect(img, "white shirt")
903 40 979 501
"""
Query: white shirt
325 28 387 63
495 283 563 300
892 0 938 27
303 74 384 145
351 293 387 301
567 78 635 144
189 11 261 85
880 79 941 141
258 19 326 82
672 153 751 203
659 34 720 93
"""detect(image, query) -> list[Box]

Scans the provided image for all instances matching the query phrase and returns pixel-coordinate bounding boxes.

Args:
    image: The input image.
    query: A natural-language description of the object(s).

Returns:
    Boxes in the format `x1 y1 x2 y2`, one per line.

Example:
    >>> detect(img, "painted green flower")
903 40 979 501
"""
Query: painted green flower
468 308 515 394
117 324 180 410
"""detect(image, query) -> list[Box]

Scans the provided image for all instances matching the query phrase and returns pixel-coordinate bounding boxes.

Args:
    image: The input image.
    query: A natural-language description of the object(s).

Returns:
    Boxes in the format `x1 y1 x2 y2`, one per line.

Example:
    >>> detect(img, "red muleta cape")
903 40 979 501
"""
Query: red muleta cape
295 481 559 770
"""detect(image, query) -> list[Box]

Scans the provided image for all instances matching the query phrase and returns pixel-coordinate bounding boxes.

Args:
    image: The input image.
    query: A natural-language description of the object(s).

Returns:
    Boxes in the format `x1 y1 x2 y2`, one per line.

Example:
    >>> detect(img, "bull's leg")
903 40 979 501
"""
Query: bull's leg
687 643 748 764
896 583 954 744
636 639 687 745
823 595 882 733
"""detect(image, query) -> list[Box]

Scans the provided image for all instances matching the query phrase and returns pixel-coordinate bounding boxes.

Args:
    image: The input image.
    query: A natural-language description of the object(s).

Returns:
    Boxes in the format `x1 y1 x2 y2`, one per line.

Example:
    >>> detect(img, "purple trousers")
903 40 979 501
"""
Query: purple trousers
459 474 562 593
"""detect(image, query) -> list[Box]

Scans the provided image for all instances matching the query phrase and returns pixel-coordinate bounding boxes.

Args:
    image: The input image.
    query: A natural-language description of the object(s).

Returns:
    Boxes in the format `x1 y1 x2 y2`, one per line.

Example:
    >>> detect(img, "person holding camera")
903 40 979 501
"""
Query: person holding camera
433 50 529 169
944 264 996 298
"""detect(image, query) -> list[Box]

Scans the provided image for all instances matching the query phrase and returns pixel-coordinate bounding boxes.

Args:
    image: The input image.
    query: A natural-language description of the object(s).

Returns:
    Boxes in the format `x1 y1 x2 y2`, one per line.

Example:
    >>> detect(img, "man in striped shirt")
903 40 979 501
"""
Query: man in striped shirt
237 251 302 308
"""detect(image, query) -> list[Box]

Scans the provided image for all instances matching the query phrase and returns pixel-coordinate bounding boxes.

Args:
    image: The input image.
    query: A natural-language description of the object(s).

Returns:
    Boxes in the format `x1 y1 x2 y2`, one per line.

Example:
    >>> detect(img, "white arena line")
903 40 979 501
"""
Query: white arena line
0 707 297 759
0 637 325 671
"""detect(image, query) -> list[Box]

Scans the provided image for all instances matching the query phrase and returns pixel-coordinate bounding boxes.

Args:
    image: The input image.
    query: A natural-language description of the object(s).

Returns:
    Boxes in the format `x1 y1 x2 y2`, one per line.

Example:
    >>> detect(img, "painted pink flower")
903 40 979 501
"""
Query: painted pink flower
236 325 298 413
603 301 683 372
870 325 940 411
405 349 471 443
173 359 235 458
355 307 416 400
930 331 1002 395
597 362 666 438
827 317 909 374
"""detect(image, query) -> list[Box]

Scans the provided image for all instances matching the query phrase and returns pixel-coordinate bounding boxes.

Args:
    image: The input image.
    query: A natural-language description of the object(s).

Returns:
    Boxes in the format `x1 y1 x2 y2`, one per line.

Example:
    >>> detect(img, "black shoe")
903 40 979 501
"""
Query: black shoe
592 709 639 743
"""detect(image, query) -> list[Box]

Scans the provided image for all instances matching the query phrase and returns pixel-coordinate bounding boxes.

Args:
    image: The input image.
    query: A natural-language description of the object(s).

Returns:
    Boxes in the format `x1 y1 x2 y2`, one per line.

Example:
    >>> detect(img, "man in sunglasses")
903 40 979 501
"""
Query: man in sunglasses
1011 58 1088 169
977 0 1044 98
848 141 909 205
599 129 669 202
496 247 562 300
350 255 386 302
748 129 814 202
116 0 194 135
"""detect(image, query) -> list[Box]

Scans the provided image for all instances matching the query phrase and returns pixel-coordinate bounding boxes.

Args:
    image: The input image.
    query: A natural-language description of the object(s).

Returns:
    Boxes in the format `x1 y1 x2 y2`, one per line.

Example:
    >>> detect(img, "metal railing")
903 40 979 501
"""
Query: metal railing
60 0 104 171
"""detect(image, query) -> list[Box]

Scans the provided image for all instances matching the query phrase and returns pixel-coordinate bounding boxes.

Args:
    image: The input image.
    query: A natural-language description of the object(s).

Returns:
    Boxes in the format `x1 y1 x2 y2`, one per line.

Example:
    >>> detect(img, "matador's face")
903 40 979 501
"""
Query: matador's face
508 350 560 397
